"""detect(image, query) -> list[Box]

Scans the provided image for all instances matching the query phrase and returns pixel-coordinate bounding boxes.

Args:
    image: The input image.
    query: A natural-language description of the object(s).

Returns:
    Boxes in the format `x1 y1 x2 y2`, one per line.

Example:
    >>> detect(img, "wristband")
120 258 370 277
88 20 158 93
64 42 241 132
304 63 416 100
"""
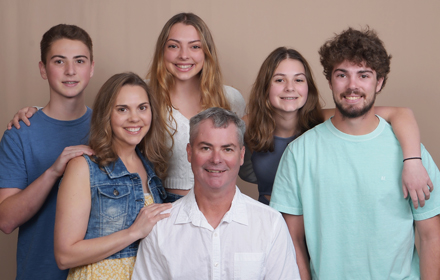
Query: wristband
403 157 422 162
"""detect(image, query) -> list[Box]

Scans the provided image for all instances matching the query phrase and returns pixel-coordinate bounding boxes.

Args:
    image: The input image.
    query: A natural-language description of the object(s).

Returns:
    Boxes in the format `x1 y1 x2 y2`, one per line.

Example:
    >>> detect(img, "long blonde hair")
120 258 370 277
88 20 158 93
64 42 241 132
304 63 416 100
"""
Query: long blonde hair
245 47 324 152
89 72 170 178
148 13 231 138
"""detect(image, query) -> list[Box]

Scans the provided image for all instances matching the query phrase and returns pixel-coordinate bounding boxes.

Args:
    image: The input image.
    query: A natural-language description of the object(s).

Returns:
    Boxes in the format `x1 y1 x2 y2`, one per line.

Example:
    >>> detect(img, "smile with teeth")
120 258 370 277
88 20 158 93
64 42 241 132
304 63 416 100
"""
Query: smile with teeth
63 81 78 84
125 127 141 132
281 97 298 100
176 64 193 69
205 169 226 173
345 96 361 100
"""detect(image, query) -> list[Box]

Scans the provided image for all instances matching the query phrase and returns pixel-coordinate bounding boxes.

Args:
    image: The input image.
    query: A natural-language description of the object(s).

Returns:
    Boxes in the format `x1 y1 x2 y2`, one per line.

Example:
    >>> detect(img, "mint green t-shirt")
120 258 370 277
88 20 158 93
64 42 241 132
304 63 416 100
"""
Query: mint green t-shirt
270 116 440 279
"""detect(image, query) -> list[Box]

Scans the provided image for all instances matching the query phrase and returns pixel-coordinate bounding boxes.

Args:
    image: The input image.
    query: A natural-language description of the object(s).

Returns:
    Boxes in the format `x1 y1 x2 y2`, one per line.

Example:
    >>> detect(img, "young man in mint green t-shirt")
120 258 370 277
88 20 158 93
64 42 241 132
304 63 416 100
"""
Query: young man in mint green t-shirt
270 27 440 280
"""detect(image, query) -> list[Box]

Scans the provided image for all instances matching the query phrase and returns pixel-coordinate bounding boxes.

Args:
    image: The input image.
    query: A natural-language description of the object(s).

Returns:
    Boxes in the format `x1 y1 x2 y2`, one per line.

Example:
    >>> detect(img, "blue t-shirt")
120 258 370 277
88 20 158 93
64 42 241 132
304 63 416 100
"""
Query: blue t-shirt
251 135 296 204
270 117 440 279
0 108 91 280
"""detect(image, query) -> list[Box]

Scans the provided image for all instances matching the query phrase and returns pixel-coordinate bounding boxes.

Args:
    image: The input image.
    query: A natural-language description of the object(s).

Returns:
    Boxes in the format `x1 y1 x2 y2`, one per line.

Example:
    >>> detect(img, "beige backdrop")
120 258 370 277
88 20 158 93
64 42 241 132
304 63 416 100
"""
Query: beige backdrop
1 0 439 278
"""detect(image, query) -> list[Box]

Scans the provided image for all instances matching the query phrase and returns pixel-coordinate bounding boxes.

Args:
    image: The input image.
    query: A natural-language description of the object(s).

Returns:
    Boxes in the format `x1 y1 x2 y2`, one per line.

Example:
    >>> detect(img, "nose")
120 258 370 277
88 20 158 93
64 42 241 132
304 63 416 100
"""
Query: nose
179 47 189 60
128 111 140 122
347 76 358 92
210 149 222 164
285 79 295 92
64 61 76 76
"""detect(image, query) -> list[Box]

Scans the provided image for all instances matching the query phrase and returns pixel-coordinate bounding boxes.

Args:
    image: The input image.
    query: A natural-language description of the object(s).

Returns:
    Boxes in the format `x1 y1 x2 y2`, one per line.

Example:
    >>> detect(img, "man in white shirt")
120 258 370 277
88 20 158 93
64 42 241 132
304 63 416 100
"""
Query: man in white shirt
133 107 300 280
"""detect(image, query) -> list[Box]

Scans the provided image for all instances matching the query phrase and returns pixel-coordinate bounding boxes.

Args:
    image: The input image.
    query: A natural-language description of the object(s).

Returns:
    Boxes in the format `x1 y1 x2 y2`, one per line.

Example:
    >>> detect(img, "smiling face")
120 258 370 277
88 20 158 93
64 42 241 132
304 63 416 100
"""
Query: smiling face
111 85 152 151
269 59 308 116
330 60 384 118
39 38 94 100
187 119 244 193
163 23 205 83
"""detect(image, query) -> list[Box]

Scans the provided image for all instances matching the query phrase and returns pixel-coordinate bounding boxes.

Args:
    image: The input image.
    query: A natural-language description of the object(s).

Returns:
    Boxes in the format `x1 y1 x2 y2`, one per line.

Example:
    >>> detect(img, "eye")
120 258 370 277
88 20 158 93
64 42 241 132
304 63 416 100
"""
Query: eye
274 78 284 83
295 78 305 83
191 45 202 49
201 146 210 151
167 44 178 49
336 73 346 78
360 74 369 79
76 59 85 64
54 60 63 64
139 104 149 111
224 148 233 152
117 107 127 112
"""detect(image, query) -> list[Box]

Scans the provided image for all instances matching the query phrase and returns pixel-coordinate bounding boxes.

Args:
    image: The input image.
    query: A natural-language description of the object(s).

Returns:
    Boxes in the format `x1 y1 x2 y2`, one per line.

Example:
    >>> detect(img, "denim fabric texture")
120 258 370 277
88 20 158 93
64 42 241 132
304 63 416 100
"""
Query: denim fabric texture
83 148 166 260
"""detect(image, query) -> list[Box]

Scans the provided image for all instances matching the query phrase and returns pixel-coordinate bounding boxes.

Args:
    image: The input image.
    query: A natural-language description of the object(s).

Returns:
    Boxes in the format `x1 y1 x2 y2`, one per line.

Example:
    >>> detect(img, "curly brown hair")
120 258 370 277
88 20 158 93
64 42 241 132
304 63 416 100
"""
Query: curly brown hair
89 72 170 178
245 47 324 152
319 27 392 92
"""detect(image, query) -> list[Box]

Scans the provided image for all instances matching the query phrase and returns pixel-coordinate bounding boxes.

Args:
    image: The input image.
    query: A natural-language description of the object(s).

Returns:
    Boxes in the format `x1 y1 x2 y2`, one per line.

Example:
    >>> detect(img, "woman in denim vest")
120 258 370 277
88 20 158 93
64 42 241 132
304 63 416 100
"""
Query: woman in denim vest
54 72 171 279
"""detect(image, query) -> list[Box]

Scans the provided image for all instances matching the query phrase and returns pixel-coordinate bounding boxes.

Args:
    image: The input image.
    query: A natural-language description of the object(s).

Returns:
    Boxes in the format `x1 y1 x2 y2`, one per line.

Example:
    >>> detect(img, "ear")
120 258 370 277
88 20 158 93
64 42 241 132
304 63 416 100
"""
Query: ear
376 77 384 93
239 146 245 166
39 61 47 80
186 143 192 163
90 61 95 78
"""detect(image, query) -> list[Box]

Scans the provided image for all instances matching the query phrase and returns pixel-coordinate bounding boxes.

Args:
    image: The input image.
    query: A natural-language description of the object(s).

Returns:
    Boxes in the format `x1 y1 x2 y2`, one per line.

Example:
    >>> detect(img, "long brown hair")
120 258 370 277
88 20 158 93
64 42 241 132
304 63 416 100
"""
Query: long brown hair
245 47 324 152
89 72 169 178
147 13 230 138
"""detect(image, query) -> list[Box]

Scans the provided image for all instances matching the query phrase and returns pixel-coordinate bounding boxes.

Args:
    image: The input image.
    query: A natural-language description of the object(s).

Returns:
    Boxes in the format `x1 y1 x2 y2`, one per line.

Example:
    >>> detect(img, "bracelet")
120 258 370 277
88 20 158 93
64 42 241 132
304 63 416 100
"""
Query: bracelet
403 157 422 162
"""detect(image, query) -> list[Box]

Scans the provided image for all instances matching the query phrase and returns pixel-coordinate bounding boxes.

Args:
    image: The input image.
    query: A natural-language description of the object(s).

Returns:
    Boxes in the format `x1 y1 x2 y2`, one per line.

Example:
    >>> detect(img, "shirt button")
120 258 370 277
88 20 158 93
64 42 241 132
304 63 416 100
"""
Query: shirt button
214 263 219 267
214 233 218 237
113 189 119 196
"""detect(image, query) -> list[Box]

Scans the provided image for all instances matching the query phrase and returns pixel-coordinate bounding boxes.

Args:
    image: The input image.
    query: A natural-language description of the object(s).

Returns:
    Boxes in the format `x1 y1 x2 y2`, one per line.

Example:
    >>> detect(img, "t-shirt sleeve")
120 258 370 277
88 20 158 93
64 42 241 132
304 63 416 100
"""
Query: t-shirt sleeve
224 86 246 118
270 144 303 215
0 131 28 189
412 144 440 220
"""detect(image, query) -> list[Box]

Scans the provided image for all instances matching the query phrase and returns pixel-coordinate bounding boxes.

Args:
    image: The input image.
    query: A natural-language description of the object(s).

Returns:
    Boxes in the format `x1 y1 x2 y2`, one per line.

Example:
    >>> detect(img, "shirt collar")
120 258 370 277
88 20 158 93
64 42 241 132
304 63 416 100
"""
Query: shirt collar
175 186 249 229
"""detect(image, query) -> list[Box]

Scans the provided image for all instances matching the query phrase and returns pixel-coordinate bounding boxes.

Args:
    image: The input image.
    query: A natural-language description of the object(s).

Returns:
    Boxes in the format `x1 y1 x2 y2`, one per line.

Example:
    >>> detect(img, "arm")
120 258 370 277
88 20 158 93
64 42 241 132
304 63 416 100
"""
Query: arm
415 215 440 280
54 157 171 269
375 106 433 208
6 106 39 130
282 213 311 280
0 145 94 234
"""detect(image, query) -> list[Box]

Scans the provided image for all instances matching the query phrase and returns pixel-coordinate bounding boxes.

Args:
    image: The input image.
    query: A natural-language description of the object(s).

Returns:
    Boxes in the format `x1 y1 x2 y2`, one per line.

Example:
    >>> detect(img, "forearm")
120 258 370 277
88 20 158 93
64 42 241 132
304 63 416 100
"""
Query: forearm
293 238 311 280
376 107 421 158
0 168 60 233
55 227 140 270
417 216 440 280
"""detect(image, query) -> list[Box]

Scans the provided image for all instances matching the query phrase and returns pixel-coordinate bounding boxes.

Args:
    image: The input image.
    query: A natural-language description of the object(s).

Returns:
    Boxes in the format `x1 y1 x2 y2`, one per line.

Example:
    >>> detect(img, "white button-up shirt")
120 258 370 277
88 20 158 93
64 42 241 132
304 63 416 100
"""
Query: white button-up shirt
133 187 300 280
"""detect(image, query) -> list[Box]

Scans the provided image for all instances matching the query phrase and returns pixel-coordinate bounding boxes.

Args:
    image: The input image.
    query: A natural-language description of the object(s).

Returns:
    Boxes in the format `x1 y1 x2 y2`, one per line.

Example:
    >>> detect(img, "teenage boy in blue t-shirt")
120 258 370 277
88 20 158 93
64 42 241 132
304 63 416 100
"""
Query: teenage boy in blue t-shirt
0 24 95 279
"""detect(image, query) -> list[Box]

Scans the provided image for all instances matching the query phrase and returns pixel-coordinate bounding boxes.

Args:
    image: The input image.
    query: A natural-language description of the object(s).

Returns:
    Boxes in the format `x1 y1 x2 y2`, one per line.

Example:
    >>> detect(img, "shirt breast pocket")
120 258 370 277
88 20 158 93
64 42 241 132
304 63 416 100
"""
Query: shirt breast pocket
97 185 130 220
234 252 265 280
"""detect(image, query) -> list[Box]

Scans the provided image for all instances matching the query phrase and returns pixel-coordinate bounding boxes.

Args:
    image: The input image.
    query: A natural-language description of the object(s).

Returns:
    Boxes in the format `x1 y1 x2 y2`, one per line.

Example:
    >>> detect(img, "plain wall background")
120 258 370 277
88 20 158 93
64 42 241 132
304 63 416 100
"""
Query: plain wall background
1 0 439 278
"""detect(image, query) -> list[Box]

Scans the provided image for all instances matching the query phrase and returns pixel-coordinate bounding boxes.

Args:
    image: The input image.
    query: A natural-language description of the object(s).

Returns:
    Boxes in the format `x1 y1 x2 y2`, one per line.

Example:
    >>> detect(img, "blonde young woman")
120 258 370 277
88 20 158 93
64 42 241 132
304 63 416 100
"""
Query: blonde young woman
54 72 171 279
239 47 433 206
148 13 245 201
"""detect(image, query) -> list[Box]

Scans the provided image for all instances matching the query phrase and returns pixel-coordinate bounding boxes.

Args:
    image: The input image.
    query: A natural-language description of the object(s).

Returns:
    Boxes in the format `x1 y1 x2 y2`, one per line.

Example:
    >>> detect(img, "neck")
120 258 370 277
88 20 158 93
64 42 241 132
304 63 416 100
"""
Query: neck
331 108 378 135
273 111 299 138
194 184 236 229
43 94 87 120
171 77 201 98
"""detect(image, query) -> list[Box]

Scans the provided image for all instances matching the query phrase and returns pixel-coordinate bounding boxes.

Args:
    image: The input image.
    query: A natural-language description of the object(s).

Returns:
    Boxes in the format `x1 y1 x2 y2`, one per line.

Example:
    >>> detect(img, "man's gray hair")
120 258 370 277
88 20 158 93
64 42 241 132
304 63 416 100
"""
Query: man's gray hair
189 107 245 147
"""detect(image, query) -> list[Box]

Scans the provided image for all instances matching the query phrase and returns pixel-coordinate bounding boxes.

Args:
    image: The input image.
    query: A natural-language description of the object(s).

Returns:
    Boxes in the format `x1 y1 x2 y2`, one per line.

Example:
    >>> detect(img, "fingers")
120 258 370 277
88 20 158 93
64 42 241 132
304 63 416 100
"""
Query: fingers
402 185 408 199
409 190 419 209
7 106 39 130
428 179 434 192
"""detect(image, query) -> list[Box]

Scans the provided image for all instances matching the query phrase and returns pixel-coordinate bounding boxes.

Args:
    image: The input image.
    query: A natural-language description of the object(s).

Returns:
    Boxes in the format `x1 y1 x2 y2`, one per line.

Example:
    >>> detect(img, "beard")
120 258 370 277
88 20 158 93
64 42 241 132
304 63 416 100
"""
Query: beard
333 90 376 119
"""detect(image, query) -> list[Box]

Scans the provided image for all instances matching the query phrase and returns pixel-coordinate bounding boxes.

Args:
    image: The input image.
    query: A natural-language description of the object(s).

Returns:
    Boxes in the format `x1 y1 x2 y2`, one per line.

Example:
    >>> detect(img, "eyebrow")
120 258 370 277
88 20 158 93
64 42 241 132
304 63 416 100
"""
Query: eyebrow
167 38 201 44
198 141 237 148
273 72 306 77
115 102 149 107
333 68 374 75
50 55 89 60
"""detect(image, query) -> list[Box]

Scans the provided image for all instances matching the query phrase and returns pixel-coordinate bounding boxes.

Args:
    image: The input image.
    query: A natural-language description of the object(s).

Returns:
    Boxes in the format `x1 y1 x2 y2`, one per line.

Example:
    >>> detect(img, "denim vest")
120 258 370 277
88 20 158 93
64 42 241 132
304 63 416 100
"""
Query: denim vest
83 148 166 260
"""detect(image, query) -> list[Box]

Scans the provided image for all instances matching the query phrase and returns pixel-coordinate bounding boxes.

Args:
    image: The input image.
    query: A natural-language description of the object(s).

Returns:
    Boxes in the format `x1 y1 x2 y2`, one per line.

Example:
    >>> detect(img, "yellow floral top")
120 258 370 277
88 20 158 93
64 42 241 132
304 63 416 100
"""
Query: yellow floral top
67 193 154 280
